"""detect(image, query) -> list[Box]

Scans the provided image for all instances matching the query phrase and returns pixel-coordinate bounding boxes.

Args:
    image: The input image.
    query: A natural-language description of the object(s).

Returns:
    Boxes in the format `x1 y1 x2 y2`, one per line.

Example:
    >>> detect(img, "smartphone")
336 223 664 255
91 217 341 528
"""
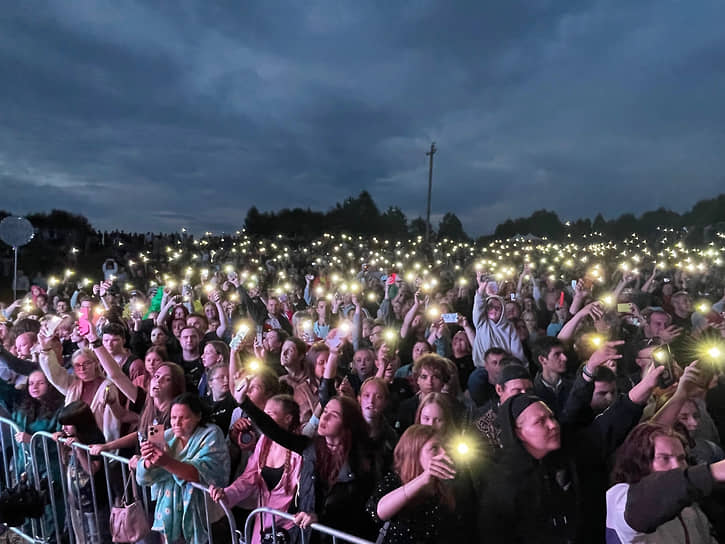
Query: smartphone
663 277 671 283
44 315 63 336
696 360 715 388
705 311 725 325
147 424 166 447
78 304 91 336
230 325 250 350
510 293 517 302
652 346 675 389
617 303 632 313
581 277 595 290
571 280 577 290
442 313 458 324
255 325 263 344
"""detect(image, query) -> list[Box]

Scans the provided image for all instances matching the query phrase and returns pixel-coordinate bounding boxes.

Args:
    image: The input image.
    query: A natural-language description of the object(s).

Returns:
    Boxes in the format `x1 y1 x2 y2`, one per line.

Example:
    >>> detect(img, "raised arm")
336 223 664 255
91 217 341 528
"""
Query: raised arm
650 362 704 426
0 345 39 377
38 346 72 395
613 463 720 534
155 291 176 327
568 279 591 316
239 395 310 454
85 329 138 403
210 291 228 338
557 302 603 342
399 293 421 339
351 295 363 351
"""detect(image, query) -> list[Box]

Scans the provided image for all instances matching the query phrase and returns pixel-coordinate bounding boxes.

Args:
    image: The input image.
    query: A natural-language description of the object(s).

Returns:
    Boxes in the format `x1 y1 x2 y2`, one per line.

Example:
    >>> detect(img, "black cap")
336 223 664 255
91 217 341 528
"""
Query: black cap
496 364 531 386
509 393 543 421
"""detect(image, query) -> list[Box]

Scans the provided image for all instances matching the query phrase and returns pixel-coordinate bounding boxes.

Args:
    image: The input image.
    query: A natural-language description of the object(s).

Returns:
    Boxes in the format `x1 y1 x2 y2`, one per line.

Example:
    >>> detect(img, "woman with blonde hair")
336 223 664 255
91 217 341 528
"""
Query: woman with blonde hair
414 392 456 439
38 336 129 443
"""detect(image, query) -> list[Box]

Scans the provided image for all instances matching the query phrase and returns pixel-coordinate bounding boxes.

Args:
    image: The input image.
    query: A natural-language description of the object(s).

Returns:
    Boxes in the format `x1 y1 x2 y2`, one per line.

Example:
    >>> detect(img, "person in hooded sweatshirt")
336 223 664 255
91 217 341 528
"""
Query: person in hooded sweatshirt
472 273 527 369
477 359 664 544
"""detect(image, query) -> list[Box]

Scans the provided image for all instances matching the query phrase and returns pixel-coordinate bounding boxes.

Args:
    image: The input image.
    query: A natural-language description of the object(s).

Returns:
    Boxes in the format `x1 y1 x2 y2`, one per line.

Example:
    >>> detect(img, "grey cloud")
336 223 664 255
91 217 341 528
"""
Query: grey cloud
2 0 725 236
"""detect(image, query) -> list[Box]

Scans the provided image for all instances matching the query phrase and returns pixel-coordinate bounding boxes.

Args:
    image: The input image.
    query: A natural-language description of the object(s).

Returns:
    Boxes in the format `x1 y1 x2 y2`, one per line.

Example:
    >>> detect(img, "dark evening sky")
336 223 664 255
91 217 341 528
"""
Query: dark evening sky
2 1 724 235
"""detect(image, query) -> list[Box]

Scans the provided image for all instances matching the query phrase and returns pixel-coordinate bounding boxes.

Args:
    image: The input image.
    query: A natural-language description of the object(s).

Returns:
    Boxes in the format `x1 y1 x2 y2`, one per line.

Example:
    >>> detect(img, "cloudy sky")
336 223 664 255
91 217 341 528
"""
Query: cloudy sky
2 1 724 236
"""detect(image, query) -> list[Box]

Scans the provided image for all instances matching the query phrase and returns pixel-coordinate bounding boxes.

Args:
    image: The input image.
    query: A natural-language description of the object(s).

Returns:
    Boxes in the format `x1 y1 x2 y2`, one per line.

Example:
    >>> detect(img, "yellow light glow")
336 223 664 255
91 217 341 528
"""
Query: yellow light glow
456 441 470 456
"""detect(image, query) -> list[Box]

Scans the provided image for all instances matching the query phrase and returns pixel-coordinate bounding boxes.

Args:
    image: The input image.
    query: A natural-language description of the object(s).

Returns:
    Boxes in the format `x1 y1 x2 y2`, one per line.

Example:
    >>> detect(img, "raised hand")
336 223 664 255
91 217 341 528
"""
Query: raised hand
423 451 456 483
658 325 683 344
586 340 624 371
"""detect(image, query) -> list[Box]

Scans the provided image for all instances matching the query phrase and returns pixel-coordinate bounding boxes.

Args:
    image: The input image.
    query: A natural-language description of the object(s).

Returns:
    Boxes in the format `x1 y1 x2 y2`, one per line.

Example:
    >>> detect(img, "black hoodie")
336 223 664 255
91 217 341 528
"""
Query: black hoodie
478 383 643 544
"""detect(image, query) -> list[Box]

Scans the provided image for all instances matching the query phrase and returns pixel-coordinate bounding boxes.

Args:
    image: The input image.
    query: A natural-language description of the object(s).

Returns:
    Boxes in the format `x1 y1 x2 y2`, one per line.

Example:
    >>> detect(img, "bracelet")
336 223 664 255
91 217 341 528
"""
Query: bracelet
582 365 593 379
91 339 102 349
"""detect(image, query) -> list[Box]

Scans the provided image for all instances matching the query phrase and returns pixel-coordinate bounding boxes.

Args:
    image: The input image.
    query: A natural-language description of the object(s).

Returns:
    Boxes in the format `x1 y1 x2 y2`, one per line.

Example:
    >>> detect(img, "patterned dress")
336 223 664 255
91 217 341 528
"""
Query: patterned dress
136 424 230 544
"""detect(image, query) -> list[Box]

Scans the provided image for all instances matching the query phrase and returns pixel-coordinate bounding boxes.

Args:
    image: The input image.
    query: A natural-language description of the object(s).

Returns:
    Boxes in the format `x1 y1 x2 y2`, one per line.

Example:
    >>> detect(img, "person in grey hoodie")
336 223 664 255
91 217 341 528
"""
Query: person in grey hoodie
472 272 527 368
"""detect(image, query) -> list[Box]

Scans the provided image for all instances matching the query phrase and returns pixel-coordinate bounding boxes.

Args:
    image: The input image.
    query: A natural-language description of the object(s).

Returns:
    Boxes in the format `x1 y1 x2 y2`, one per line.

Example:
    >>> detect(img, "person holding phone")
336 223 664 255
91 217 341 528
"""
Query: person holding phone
278 337 319 425
88 360 185 461
136 393 230 544
235 387 376 540
209 394 303 544
37 334 129 444
366 425 465 544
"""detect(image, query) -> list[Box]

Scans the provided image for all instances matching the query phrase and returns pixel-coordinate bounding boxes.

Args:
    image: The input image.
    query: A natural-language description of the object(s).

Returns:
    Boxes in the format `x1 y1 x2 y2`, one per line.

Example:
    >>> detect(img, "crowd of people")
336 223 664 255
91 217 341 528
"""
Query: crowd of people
0 229 724 543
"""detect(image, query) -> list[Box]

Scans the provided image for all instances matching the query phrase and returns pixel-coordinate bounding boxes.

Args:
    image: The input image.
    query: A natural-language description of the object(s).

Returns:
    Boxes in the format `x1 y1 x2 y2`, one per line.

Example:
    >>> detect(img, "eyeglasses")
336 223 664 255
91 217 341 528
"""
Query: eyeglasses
73 361 94 369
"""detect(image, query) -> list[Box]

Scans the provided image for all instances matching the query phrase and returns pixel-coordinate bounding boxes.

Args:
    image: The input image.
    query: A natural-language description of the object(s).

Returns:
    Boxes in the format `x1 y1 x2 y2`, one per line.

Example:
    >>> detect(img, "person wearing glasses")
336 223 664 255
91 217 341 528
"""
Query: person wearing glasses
37 334 130 444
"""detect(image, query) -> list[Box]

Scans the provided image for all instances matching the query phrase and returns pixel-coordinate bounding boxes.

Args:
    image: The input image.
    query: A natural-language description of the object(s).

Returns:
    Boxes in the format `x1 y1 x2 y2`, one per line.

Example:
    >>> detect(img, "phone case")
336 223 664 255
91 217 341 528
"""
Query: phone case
148 424 166 447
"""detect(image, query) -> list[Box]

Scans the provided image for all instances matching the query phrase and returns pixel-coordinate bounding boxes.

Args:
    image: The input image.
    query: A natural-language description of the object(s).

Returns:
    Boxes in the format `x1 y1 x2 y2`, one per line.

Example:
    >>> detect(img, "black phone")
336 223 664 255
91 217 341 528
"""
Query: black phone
652 346 675 389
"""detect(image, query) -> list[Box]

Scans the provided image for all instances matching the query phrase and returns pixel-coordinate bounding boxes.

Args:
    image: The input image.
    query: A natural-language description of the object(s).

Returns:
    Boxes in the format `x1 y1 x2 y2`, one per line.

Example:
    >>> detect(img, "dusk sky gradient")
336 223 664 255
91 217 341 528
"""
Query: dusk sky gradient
2 1 724 235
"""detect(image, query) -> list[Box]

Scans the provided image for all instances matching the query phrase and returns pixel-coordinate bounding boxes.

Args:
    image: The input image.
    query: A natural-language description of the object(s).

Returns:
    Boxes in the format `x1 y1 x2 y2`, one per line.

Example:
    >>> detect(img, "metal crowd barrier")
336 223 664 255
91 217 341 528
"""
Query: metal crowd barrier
244 507 375 544
190 481 241 544
0 425 376 544
0 416 46 543
0 428 240 544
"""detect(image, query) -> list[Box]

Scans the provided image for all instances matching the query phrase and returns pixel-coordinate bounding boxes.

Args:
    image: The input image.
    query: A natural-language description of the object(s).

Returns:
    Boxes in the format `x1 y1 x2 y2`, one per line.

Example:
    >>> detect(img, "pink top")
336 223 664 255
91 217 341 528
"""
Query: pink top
224 435 303 544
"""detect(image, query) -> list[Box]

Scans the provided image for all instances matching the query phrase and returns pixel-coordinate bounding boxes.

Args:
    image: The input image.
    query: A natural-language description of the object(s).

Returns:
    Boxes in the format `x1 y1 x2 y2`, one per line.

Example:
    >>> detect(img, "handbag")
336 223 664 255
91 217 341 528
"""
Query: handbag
109 470 151 543
260 526 290 544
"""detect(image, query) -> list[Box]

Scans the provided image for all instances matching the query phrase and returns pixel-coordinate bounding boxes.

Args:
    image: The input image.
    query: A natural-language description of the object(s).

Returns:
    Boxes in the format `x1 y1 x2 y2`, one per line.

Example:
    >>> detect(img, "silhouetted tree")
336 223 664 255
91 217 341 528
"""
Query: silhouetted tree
438 212 468 240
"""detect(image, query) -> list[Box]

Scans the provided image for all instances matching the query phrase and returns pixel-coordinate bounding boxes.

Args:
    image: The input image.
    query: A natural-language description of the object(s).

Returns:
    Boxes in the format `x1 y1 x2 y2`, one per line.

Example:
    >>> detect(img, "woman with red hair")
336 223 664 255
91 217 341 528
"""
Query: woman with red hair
366 424 467 544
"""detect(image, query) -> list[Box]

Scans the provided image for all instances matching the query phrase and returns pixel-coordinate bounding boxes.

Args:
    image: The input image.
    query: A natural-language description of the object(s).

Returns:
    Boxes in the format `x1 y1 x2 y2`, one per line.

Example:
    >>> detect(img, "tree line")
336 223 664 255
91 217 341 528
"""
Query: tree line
2 191 724 243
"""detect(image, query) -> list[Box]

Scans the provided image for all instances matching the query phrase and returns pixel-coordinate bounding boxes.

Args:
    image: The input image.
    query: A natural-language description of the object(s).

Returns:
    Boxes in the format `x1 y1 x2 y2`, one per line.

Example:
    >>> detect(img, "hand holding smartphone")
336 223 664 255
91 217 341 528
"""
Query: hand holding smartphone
147 424 166 447
78 302 92 336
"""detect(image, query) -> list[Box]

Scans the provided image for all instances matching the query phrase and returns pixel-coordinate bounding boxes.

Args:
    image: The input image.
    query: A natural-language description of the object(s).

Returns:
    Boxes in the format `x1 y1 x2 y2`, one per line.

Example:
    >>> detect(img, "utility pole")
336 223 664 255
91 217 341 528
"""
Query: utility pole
425 142 436 247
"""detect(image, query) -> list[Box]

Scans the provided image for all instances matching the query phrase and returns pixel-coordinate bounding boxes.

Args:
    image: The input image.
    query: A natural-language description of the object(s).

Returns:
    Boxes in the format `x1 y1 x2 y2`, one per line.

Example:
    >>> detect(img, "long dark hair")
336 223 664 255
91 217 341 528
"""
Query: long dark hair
16 371 64 423
315 396 370 486
139 362 186 431
58 401 105 445
611 422 688 485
